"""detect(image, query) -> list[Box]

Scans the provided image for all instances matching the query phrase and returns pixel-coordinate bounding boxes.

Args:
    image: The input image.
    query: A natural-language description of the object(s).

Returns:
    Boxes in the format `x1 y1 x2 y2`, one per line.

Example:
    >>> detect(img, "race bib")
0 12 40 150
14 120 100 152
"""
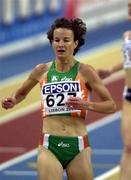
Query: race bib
41 81 81 115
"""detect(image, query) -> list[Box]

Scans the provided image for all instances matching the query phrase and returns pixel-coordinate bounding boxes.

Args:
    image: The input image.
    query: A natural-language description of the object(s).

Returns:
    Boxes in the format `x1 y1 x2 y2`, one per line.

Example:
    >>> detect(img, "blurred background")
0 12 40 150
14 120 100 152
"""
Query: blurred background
0 0 130 179
0 0 127 63
0 0 128 78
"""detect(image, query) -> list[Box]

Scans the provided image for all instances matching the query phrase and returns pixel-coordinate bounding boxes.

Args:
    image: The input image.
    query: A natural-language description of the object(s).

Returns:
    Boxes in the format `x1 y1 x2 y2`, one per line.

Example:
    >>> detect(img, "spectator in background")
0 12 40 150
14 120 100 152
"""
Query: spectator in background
98 1 131 179
128 0 131 20
1 17 116 180
2 0 15 25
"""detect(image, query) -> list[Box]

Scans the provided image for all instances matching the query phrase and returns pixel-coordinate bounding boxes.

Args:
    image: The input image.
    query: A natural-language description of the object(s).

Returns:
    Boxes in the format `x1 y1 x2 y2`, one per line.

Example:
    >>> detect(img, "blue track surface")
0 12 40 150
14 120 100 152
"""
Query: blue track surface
90 117 123 176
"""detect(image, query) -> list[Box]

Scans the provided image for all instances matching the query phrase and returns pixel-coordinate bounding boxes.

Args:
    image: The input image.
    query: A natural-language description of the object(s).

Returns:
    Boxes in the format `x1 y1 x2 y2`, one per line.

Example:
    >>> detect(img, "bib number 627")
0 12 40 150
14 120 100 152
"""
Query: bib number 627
46 92 76 107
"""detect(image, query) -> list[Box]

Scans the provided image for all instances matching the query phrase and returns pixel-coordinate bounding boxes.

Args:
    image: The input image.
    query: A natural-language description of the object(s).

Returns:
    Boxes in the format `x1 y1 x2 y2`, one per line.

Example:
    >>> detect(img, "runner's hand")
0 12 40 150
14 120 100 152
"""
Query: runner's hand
66 97 88 110
1 97 16 109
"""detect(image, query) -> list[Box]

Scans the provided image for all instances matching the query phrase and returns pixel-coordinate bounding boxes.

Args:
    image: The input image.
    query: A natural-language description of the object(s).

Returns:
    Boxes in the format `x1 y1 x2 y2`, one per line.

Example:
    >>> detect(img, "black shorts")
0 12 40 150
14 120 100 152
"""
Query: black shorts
123 87 131 102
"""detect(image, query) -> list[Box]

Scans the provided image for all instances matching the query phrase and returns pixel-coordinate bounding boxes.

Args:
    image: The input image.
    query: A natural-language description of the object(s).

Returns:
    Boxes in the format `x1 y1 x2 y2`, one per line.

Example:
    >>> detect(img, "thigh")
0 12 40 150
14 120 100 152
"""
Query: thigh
121 101 131 141
66 147 93 180
37 146 63 180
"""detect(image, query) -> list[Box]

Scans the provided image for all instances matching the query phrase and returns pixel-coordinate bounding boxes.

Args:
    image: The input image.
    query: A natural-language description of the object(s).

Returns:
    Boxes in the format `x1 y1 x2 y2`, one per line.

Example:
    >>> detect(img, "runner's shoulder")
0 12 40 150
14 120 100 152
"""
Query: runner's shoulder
35 61 52 73
30 61 52 81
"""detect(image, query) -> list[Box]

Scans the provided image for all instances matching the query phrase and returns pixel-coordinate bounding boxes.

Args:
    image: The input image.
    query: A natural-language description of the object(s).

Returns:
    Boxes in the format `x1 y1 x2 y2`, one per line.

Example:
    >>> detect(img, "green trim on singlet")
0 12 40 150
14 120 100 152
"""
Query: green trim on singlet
46 60 80 116
47 60 80 83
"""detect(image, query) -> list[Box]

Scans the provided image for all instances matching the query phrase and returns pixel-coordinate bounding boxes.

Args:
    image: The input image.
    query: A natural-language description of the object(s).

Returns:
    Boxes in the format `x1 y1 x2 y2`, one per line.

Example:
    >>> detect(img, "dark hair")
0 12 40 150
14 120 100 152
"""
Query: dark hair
47 17 87 55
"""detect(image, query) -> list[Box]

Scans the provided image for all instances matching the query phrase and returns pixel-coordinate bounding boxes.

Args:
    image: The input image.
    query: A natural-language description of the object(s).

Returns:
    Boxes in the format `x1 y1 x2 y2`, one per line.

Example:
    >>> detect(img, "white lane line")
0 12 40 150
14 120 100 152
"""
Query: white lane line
93 163 117 169
0 102 40 125
87 111 121 132
3 170 37 176
0 33 48 58
0 147 26 153
0 149 37 171
93 149 122 155
3 169 67 177
0 111 121 171
94 166 120 180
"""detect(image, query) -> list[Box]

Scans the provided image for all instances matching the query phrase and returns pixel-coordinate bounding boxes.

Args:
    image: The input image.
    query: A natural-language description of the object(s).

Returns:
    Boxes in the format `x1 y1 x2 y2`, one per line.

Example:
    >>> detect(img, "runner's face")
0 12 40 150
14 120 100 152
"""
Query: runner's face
52 28 78 60
128 0 131 20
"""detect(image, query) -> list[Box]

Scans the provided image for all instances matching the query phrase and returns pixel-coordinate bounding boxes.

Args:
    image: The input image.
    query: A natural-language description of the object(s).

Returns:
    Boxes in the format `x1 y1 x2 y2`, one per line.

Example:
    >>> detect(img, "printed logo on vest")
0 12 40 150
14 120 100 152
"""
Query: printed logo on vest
42 82 79 94
51 75 58 82
61 76 72 81
57 141 70 148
